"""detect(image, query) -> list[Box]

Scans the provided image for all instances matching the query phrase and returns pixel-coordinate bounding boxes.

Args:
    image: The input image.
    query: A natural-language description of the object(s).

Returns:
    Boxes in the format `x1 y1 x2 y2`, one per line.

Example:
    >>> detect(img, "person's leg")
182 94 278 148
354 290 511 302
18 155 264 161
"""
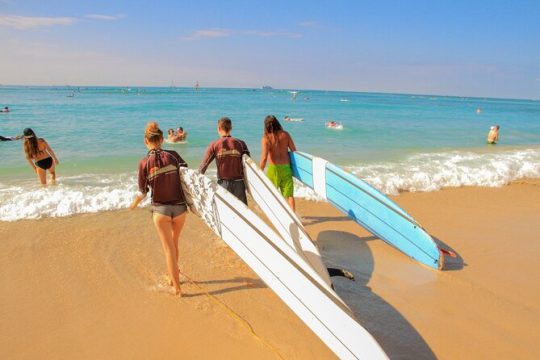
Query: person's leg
49 162 56 185
234 181 248 205
280 165 295 212
171 211 187 273
266 165 279 189
287 197 296 212
35 167 47 185
153 212 182 295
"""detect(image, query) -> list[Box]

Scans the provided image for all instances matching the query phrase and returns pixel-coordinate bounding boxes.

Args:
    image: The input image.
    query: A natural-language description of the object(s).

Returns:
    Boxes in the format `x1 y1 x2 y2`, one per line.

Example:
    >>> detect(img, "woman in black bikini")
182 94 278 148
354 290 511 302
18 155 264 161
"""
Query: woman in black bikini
23 128 59 185
130 122 188 296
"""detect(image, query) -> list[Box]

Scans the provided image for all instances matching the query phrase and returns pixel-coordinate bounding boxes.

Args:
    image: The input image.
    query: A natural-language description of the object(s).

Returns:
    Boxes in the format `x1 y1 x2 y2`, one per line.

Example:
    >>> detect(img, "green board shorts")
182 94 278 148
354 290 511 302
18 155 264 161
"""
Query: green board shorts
266 164 294 198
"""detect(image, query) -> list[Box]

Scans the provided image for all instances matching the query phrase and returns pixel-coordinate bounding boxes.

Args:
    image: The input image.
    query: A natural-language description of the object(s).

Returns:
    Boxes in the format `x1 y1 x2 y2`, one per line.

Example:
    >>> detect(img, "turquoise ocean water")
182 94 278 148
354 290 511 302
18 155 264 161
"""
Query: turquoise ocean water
1 86 539 221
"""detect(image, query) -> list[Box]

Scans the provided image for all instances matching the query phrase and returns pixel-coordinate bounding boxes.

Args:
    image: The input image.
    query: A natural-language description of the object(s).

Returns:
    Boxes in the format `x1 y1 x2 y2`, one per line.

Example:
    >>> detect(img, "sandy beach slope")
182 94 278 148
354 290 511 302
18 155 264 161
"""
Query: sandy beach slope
1 180 539 359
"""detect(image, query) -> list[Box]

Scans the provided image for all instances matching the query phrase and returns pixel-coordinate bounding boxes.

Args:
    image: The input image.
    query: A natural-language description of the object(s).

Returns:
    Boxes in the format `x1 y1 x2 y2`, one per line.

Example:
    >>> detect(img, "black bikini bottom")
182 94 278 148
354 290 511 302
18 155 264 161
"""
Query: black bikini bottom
35 157 53 170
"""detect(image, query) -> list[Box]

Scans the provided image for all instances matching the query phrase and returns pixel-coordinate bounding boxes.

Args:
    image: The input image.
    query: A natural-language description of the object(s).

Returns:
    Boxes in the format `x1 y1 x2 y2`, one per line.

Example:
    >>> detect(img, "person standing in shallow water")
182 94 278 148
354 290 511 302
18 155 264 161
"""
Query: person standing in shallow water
259 115 297 211
487 125 500 144
199 117 250 204
130 122 188 296
22 128 59 186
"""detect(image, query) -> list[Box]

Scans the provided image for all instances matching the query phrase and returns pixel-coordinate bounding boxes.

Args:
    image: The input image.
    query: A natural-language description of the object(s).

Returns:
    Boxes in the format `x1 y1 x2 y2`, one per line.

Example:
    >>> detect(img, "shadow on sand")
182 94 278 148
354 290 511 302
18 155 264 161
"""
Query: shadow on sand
303 215 465 272
433 236 466 271
318 230 437 360
182 276 266 298
302 215 352 225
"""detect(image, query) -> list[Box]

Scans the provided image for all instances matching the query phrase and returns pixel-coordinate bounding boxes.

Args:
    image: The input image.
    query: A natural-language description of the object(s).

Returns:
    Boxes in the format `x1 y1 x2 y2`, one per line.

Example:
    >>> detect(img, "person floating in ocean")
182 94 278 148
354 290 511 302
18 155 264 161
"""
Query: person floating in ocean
1 106 9 113
167 128 177 142
22 128 59 186
176 127 187 141
487 125 500 144
0 134 22 141
260 115 297 211
130 122 188 296
199 117 250 204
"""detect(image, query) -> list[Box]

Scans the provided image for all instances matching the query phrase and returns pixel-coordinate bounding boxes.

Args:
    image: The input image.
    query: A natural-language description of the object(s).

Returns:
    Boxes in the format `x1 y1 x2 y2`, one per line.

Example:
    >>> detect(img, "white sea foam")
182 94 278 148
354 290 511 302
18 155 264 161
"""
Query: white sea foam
1 148 538 221
0 173 149 222
344 148 540 195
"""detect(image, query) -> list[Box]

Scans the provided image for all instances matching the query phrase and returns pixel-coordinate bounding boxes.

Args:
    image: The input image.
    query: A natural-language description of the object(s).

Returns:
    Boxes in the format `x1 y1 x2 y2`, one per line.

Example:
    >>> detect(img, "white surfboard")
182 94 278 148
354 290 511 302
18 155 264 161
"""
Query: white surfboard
179 168 387 360
242 156 334 289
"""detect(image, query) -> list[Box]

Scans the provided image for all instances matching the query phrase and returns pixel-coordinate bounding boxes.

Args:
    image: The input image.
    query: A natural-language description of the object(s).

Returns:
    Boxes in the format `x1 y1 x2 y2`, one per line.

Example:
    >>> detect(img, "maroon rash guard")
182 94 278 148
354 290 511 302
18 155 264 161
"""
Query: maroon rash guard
198 135 250 180
138 149 187 205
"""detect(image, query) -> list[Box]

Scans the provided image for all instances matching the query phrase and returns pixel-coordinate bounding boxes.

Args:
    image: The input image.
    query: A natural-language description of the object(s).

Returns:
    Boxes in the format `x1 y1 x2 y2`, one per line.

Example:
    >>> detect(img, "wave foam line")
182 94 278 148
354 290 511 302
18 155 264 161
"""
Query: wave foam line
1 149 538 221
345 148 540 195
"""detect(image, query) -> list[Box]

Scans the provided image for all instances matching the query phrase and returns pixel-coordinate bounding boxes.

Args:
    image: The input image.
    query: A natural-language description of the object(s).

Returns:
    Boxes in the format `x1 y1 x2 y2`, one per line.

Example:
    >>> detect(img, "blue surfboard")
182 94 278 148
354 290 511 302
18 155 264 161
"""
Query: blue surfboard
290 151 444 270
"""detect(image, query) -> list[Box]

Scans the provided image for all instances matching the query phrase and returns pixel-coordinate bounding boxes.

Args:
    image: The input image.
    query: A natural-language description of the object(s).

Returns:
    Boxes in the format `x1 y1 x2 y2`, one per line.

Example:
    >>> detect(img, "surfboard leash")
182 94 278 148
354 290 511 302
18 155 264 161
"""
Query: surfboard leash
179 271 285 360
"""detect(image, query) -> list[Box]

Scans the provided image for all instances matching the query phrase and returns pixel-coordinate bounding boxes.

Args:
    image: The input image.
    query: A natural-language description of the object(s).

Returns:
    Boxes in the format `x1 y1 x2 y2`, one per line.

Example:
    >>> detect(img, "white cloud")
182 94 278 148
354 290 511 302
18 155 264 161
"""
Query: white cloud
84 14 125 21
183 28 302 40
244 30 302 39
182 28 232 40
0 15 77 29
299 20 317 28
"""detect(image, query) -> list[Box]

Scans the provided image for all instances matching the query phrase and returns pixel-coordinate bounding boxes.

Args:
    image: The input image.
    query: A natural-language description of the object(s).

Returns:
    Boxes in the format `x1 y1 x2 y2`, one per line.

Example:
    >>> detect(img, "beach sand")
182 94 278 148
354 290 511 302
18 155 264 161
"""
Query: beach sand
1 180 539 359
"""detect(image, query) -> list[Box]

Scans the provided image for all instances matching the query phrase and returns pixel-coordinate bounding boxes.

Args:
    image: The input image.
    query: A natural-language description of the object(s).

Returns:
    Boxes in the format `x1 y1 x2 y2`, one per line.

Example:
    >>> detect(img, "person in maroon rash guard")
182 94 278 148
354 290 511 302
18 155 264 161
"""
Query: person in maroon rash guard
198 117 250 204
130 121 188 296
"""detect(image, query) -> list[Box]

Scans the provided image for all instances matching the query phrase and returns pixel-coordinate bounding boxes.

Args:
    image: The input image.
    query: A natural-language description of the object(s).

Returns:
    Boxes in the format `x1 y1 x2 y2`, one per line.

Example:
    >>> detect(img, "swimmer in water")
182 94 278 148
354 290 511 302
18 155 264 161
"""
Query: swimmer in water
167 128 177 142
487 125 500 144
22 128 59 185
176 127 187 141
1 106 9 113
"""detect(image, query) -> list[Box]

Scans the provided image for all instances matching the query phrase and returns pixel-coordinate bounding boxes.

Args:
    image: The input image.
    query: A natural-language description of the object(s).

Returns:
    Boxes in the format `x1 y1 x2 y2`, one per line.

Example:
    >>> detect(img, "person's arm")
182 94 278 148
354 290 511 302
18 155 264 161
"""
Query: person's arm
241 140 250 157
287 132 297 152
171 150 188 168
25 154 37 172
260 137 269 170
131 160 148 209
198 143 215 174
43 140 59 164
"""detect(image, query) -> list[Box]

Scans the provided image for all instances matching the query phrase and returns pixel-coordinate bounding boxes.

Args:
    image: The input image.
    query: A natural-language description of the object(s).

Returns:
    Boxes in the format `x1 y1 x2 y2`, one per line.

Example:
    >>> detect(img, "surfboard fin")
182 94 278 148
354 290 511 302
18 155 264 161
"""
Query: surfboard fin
440 248 457 258
327 268 355 281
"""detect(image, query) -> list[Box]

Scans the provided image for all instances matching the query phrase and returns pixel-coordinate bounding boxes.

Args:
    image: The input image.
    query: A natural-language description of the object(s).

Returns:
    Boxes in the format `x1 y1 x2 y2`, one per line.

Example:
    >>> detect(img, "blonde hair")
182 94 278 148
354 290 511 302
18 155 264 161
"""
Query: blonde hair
145 121 163 143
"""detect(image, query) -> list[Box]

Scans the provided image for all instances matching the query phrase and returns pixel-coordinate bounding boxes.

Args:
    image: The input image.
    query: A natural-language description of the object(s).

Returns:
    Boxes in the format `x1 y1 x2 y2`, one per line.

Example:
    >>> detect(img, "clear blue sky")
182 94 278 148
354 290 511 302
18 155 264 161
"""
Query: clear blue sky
1 0 539 98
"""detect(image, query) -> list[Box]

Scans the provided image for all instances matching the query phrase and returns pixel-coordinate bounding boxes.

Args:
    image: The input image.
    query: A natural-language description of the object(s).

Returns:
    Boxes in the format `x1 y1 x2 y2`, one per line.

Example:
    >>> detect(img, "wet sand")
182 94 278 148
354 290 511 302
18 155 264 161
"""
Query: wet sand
1 180 539 359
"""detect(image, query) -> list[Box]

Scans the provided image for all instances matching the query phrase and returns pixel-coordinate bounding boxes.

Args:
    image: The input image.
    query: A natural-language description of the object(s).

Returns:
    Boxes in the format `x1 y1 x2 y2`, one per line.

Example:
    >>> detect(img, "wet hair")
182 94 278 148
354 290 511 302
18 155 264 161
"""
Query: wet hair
178 127 183 132
218 117 232 132
145 121 163 143
263 115 283 145
23 128 40 158
496 125 500 130
167 128 174 135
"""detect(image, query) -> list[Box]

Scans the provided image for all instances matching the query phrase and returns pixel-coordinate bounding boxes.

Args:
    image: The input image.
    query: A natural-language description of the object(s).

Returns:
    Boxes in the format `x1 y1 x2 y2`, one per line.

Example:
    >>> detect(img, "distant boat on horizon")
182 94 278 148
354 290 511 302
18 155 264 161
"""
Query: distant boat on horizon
262 85 273 90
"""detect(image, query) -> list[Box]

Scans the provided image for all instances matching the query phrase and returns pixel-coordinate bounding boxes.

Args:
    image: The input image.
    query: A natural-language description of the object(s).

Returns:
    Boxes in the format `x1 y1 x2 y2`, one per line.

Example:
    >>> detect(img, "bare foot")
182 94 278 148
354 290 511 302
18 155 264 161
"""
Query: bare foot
173 285 182 297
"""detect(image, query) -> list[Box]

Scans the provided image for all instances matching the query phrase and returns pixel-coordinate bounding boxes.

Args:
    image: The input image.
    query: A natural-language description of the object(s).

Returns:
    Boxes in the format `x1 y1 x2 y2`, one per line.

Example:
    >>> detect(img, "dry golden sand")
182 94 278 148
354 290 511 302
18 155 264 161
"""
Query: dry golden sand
1 180 539 359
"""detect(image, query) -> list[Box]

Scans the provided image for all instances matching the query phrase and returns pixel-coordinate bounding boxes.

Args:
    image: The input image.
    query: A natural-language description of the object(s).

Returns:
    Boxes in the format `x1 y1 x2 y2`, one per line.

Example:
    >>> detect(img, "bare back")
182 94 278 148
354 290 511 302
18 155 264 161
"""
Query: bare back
33 139 51 161
262 130 296 165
